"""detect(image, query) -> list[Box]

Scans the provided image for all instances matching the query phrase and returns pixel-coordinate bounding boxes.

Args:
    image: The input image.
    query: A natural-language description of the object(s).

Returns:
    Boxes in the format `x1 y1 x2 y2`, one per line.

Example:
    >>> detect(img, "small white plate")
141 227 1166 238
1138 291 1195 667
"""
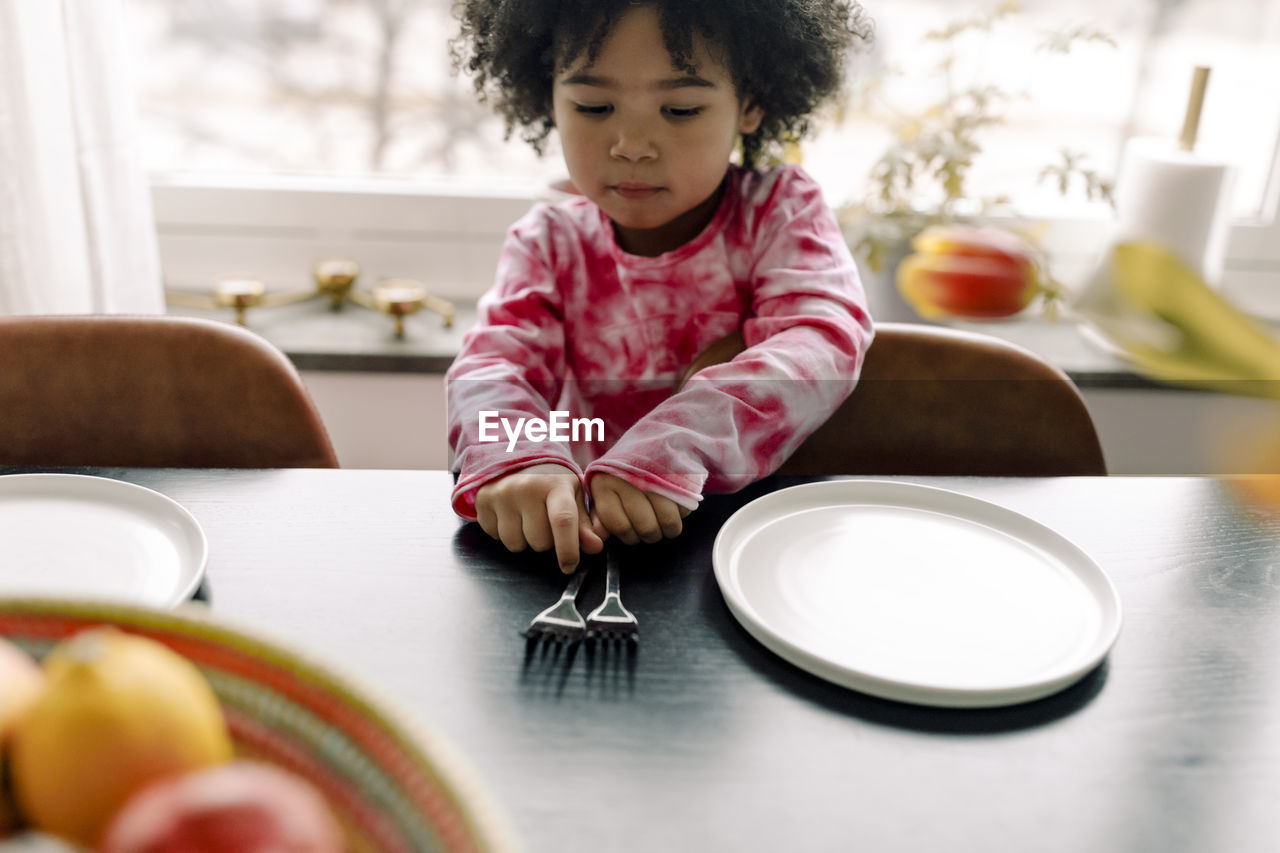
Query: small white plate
713 480 1122 708
0 474 206 607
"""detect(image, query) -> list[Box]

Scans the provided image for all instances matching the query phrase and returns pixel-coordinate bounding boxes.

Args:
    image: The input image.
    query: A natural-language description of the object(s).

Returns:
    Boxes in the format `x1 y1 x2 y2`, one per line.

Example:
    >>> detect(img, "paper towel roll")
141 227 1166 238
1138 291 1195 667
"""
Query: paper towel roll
1112 137 1236 287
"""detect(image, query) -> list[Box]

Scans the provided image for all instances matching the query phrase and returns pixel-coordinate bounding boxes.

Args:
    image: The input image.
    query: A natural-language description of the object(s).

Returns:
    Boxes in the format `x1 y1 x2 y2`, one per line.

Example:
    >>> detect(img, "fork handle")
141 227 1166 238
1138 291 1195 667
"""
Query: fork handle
604 553 621 600
560 566 589 601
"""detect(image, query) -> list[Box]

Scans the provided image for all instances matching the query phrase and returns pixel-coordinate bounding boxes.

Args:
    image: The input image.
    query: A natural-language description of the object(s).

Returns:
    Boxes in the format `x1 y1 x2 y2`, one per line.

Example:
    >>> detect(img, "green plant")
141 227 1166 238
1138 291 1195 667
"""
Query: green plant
840 0 1117 274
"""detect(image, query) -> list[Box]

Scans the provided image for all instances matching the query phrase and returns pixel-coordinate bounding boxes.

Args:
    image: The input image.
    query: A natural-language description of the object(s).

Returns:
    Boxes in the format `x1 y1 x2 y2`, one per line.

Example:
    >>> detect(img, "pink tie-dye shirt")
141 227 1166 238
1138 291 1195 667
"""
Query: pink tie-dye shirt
447 163 874 519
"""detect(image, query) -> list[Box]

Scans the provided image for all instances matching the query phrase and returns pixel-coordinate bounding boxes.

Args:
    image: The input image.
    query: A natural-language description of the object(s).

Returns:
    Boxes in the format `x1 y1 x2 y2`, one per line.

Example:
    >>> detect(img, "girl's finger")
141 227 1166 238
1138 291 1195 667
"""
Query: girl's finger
522 506 555 554
578 498 605 556
618 488 661 544
588 509 610 544
649 495 684 539
593 487 639 545
495 508 527 553
544 484 583 572
476 502 500 539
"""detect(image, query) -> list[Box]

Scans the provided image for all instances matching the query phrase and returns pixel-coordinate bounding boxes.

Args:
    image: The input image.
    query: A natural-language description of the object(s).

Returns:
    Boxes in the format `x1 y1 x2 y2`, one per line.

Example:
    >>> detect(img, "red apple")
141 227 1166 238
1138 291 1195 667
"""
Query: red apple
99 761 344 853
896 225 1043 319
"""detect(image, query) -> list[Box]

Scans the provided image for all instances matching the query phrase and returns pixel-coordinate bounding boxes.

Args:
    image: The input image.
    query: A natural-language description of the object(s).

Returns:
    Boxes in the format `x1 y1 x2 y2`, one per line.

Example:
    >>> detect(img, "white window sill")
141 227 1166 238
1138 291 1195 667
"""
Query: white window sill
154 177 1280 386
166 294 1267 393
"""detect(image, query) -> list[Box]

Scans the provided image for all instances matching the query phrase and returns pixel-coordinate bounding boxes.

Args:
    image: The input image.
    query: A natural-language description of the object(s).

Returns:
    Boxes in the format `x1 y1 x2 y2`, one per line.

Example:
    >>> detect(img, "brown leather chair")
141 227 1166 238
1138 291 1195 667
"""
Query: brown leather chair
680 322 1106 476
0 315 339 468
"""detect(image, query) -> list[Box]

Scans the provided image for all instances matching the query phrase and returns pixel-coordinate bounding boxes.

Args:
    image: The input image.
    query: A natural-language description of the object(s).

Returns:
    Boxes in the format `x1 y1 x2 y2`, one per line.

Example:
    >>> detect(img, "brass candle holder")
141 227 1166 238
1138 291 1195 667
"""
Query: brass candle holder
212 276 267 326
314 258 361 307
370 279 427 338
164 258 454 338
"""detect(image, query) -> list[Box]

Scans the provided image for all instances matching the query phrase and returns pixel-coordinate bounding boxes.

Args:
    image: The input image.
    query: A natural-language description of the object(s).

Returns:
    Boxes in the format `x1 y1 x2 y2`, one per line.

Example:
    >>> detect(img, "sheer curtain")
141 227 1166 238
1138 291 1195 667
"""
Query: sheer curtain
0 0 162 314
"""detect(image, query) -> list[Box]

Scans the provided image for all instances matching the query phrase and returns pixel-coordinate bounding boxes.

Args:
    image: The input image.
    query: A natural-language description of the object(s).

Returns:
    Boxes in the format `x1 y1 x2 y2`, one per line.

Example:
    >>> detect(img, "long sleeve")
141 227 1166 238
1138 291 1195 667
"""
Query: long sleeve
583 171 873 506
446 212 581 519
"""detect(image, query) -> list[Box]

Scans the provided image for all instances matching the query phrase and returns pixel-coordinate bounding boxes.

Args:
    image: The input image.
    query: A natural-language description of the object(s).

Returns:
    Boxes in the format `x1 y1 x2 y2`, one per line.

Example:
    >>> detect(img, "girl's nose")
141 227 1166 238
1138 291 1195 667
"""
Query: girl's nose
610 124 657 162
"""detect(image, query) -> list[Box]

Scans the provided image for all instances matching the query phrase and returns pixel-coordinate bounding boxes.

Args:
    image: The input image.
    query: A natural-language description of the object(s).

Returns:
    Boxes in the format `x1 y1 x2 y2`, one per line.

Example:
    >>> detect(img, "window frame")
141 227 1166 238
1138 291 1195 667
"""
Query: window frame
153 132 1280 318
151 176 540 304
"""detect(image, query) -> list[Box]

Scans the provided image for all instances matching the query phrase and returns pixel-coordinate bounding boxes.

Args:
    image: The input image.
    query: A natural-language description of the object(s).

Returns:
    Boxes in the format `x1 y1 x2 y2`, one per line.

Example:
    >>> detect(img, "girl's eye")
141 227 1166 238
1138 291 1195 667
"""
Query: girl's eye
663 106 703 119
574 104 612 116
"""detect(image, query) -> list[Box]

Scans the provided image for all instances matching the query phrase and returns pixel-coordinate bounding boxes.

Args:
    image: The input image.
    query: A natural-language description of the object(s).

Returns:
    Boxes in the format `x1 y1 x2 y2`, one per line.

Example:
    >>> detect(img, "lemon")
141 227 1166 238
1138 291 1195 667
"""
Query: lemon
9 628 232 847
0 637 45 836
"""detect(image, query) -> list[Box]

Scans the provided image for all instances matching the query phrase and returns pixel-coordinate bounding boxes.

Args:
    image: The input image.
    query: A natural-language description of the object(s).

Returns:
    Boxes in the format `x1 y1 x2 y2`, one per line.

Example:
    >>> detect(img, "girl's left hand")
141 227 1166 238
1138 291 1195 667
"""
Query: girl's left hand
589 473 691 545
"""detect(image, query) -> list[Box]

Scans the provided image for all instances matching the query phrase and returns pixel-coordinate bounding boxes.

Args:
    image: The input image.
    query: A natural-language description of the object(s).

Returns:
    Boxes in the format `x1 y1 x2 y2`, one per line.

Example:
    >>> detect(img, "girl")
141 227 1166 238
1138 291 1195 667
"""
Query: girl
448 0 875 572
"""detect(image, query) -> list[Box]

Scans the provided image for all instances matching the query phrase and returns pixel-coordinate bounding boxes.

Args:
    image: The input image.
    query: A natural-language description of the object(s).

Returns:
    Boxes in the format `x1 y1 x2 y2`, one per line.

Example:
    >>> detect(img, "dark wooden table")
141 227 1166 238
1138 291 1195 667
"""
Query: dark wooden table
6 468 1280 852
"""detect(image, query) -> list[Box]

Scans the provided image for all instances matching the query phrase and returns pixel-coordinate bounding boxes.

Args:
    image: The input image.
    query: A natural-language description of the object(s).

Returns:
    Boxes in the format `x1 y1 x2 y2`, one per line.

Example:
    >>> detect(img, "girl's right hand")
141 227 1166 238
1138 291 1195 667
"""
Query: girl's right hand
474 463 604 574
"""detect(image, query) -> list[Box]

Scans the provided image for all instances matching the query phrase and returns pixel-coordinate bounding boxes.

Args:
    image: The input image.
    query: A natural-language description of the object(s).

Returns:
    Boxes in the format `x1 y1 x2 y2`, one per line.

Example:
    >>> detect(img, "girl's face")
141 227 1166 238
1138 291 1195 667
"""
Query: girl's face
552 6 763 257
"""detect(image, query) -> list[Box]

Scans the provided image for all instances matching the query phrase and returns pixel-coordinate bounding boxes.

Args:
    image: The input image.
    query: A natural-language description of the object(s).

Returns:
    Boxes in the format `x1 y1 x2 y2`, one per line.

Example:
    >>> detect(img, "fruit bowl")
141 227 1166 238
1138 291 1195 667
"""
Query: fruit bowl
0 599 516 853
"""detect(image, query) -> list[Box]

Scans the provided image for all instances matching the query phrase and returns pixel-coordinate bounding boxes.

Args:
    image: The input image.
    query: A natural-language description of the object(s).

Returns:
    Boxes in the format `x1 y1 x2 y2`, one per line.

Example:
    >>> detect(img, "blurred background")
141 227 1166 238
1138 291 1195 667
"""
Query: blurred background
123 0 1279 220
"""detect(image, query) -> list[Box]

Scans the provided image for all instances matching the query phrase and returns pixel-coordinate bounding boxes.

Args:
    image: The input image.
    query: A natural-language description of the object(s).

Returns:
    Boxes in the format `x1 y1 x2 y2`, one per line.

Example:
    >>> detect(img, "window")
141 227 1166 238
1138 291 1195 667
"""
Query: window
126 0 1280 313
129 0 560 185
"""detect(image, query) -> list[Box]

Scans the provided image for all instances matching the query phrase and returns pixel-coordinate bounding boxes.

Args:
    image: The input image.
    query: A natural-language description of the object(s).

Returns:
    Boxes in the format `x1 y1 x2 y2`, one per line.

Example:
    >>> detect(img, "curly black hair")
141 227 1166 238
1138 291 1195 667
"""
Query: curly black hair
451 0 872 168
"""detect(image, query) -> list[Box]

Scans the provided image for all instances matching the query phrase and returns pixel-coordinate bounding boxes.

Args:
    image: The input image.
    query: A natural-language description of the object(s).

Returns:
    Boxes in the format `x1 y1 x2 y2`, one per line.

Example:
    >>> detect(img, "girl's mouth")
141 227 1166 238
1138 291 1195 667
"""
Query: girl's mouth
612 183 662 200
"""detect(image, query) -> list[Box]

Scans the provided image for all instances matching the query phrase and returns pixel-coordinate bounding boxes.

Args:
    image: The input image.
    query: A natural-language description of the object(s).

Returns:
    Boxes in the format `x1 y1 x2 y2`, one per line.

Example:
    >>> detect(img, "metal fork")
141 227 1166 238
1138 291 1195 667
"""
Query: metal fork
586 547 638 643
524 567 589 646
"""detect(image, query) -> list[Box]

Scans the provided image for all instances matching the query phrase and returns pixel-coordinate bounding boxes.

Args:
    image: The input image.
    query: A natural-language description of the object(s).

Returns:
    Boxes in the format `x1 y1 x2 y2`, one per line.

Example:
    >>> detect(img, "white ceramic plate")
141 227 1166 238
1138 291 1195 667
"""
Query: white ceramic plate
0 474 206 607
713 480 1122 708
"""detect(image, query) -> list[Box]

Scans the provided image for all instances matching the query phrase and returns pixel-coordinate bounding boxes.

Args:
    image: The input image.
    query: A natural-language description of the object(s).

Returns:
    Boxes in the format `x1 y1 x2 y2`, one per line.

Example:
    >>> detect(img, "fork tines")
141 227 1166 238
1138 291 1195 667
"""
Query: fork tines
585 615 638 643
524 616 584 646
524 566 589 646
585 549 638 644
